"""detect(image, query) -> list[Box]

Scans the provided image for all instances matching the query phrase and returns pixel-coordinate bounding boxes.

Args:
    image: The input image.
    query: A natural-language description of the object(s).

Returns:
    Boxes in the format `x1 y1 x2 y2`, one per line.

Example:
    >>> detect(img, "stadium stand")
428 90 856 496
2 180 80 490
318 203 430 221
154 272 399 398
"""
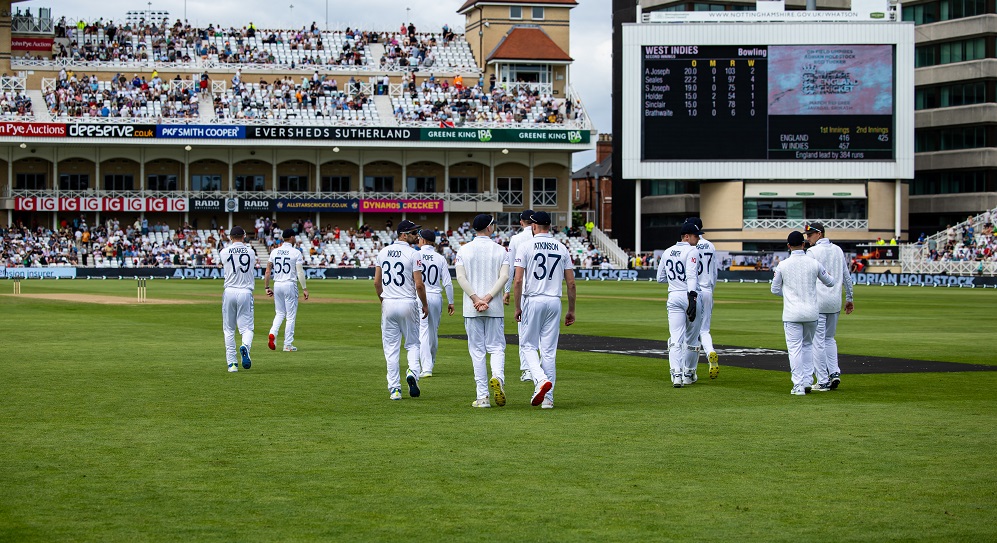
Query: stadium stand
44 72 199 119
214 79 377 123
900 208 997 275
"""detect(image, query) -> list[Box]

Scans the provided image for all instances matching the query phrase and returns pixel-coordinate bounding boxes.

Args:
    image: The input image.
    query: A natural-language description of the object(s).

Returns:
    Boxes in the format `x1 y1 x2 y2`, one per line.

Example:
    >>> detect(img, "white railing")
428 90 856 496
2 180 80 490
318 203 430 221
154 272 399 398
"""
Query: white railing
920 207 996 246
7 188 501 203
41 77 56 93
210 81 227 93
900 245 997 276
1 76 27 92
11 15 54 34
591 226 629 269
499 82 553 96
743 219 869 230
48 116 202 124
396 119 589 130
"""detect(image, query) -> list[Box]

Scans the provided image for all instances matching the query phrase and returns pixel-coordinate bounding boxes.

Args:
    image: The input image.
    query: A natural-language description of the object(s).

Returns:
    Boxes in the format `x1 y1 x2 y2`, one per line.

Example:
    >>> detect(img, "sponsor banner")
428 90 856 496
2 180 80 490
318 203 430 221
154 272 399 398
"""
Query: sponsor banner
156 125 246 139
67 124 156 138
850 271 978 287
419 128 590 144
246 126 418 141
11 37 55 51
15 197 190 213
360 199 443 213
146 198 188 212
189 198 226 212
237 198 273 213
1 267 77 279
0 122 66 138
274 198 360 212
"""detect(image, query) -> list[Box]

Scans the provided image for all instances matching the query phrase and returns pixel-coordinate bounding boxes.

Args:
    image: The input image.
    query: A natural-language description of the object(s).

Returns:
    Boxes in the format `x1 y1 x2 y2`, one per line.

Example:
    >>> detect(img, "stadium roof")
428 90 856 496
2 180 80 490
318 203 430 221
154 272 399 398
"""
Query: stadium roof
458 0 579 15
487 26 572 63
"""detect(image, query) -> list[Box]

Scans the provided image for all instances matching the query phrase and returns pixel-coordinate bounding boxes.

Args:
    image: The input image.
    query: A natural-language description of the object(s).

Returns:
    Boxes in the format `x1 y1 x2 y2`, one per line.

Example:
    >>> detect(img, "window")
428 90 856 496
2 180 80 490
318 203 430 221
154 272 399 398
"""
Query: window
915 37 988 67
496 212 519 230
449 176 478 193
148 174 178 191
104 174 134 191
532 7 544 19
14 173 45 190
532 177 557 207
510 6 522 19
192 174 222 192
364 176 393 192
321 176 350 192
743 199 803 220
406 176 436 193
279 175 308 192
235 175 265 192
912 170 995 194
902 0 986 24
59 174 90 191
649 180 700 195
498 177 523 205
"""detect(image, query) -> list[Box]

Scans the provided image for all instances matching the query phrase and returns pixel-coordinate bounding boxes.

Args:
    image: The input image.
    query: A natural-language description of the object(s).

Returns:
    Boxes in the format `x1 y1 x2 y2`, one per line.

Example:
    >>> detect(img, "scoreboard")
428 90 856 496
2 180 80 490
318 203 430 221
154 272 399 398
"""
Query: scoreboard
621 22 914 180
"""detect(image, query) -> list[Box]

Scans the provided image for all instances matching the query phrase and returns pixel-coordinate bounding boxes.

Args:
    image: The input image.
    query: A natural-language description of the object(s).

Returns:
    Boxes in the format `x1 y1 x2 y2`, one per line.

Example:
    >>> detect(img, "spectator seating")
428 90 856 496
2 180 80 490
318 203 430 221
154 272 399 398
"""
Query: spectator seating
45 74 199 119
392 84 567 126
214 80 377 122
1 90 34 118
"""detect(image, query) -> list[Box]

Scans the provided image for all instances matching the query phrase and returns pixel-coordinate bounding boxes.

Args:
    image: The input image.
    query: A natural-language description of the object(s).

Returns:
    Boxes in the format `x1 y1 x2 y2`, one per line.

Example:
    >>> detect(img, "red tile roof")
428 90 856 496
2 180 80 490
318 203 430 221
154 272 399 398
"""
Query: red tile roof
487 26 572 62
458 0 579 14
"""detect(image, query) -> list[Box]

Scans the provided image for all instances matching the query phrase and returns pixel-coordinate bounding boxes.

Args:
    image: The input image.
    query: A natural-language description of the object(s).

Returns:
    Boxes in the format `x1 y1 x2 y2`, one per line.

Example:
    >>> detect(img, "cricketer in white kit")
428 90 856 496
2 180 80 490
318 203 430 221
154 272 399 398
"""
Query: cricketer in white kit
686 217 720 379
513 211 576 409
804 222 854 391
264 228 309 352
657 222 705 387
502 209 535 382
771 231 835 395
219 226 257 373
374 220 429 401
416 229 454 377
455 214 511 408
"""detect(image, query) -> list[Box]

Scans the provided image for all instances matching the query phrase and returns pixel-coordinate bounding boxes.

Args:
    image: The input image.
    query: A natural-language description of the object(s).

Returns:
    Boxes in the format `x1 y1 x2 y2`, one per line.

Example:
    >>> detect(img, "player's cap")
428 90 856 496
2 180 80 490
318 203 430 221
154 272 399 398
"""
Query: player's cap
396 219 420 234
519 209 535 222
419 229 436 243
229 226 246 238
680 222 703 236
472 214 494 231
282 228 296 239
804 222 825 235
529 211 552 226
684 217 704 230
788 231 806 246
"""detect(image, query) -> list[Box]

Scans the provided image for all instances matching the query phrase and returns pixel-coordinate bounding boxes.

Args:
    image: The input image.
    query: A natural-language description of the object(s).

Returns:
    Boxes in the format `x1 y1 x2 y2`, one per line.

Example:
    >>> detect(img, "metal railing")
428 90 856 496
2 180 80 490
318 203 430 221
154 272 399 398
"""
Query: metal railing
900 245 997 276
1 76 27 92
743 219 869 230
11 15 54 34
590 226 629 269
7 188 500 203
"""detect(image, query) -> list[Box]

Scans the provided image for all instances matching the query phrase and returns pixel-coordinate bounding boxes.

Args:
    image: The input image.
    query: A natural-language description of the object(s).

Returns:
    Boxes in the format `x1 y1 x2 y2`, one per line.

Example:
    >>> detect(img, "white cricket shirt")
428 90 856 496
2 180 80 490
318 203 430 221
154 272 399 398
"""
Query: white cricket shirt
505 226 533 292
269 242 304 283
657 241 700 294
771 250 834 322
220 242 257 290
419 245 454 301
695 237 718 292
455 236 510 318
806 238 854 314
515 233 573 298
376 240 423 300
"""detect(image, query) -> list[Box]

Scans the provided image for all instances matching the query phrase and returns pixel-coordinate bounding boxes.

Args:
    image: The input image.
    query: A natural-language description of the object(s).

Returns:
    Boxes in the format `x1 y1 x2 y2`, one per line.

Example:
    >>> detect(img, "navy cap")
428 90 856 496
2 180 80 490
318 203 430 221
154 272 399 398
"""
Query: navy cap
788 231 806 246
529 211 552 226
804 222 825 235
685 217 704 230
472 214 494 231
519 209 535 222
680 222 703 236
396 220 420 234
282 228 296 239
230 226 246 237
419 229 436 243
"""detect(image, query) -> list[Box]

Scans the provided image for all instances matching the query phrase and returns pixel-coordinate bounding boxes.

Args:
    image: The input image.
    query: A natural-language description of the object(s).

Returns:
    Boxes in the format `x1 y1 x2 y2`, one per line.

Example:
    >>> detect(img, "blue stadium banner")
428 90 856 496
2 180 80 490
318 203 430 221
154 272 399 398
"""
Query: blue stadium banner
274 198 360 212
245 126 418 141
1 267 77 279
67 124 156 138
156 125 246 139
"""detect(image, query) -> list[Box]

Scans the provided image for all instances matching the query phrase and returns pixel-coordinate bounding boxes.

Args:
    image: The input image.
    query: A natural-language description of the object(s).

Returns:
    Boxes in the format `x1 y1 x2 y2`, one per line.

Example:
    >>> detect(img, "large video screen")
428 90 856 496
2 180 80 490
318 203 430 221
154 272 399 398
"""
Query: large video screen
641 44 894 161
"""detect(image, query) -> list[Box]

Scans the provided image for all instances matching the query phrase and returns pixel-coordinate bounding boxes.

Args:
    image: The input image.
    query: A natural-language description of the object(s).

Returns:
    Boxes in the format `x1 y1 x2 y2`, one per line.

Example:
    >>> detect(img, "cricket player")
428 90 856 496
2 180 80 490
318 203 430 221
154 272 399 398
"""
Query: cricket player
771 231 835 395
416 229 454 377
657 222 704 387
455 214 511 408
502 209 535 382
686 217 720 379
804 222 854 391
264 228 309 352
513 211 576 409
219 226 257 373
374 220 429 401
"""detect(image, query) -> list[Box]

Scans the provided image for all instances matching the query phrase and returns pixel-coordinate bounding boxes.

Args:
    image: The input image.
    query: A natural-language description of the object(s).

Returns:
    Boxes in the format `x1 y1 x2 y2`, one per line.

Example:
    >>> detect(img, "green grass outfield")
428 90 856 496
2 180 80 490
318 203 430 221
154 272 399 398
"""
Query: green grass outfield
1 279 995 542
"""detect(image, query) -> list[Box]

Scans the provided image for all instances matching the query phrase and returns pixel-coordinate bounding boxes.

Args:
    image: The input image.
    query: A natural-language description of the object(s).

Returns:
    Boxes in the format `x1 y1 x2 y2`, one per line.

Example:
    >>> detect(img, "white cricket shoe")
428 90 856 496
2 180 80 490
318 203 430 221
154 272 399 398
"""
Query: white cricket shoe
541 398 554 409
389 388 402 401
420 371 433 378
531 380 553 406
790 385 807 396
672 374 683 388
227 363 238 373
283 345 297 352
520 370 532 382
683 372 697 385
471 398 491 408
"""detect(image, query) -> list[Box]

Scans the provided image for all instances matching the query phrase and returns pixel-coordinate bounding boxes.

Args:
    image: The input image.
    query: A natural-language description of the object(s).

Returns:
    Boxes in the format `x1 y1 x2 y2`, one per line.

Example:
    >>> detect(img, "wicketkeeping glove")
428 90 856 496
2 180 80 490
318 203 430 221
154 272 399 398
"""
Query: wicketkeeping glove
686 291 698 322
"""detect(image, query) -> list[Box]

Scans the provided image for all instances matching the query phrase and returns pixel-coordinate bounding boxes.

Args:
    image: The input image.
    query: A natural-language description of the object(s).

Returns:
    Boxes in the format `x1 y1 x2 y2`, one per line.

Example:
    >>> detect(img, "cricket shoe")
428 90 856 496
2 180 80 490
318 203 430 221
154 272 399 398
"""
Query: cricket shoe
227 363 238 373
267 333 276 351
520 370 532 382
406 369 421 398
420 371 433 378
532 380 553 406
672 373 684 388
830 373 841 390
471 398 491 408
283 345 297 352
389 388 402 401
683 372 697 385
790 385 807 396
812 382 832 392
541 398 554 409
239 345 252 369
708 351 720 379
489 377 506 407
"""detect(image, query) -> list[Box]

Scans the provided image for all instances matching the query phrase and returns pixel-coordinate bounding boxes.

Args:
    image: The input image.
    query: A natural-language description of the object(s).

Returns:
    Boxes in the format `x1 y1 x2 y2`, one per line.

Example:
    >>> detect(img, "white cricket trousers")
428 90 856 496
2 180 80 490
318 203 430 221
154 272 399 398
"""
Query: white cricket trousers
269 281 299 347
784 321 817 388
465 316 506 399
698 289 715 354
381 298 421 391
520 296 561 401
813 312 840 384
666 291 703 377
222 287 255 367
418 293 443 374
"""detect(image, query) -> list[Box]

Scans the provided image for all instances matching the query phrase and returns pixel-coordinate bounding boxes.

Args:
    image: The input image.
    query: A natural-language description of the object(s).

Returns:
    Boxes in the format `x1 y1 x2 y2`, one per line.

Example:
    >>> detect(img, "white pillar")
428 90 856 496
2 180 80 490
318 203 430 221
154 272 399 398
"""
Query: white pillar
52 147 59 230
527 153 534 210
895 179 902 240
566 164 572 229
401 150 407 222
635 179 642 254
139 148 146 223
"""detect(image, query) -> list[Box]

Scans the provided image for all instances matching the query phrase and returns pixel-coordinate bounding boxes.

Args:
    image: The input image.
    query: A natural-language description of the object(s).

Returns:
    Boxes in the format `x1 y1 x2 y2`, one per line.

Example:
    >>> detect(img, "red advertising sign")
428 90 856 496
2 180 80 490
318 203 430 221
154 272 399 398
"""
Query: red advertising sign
11 37 54 51
360 199 444 213
0 122 66 138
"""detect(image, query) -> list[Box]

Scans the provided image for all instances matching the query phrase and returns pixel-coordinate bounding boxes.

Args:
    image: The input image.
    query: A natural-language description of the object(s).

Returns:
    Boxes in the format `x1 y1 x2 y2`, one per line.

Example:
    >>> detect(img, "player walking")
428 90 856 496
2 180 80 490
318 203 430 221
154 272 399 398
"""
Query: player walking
686 217 720 379
658 222 704 387
416 229 454 377
771 231 835 395
804 222 854 391
455 214 511 408
503 209 535 383
219 226 257 373
264 228 309 352
374 220 429 401
513 212 576 409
